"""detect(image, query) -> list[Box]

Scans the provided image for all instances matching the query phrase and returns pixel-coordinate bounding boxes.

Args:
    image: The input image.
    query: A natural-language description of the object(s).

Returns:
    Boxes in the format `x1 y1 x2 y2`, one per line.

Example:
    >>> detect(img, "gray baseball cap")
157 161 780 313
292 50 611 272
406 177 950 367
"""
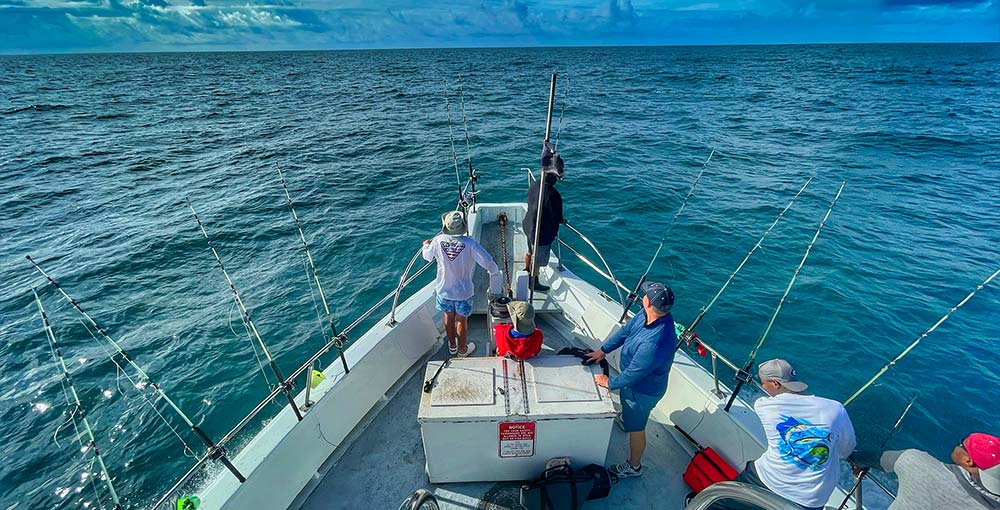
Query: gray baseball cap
758 358 808 392
507 301 536 334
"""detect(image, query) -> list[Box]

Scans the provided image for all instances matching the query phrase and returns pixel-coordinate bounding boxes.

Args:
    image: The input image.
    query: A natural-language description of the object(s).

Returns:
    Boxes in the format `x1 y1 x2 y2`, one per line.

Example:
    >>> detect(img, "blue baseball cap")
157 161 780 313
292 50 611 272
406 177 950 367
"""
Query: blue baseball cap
641 281 674 314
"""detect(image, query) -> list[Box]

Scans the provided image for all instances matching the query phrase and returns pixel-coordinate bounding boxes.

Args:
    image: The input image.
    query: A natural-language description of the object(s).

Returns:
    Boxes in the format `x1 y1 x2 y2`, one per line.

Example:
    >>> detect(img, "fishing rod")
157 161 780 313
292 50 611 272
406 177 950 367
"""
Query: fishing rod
844 267 1000 406
529 71 558 304
676 177 813 349
187 200 304 422
837 397 917 510
457 77 478 212
276 167 350 375
724 181 846 412
33 288 123 510
26 255 246 482
619 149 716 323
443 85 465 211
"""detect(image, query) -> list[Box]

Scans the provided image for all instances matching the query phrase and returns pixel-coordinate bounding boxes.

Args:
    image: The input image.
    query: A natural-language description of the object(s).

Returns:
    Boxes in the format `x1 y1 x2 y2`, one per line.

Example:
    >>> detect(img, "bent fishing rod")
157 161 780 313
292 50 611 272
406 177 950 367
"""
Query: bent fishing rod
837 396 917 510
188 200 304 421
844 267 1000 406
724 181 846 412
619 149 716 323
676 177 813 350
276 167 349 375
529 70 558 304
26 255 246 482
33 288 124 510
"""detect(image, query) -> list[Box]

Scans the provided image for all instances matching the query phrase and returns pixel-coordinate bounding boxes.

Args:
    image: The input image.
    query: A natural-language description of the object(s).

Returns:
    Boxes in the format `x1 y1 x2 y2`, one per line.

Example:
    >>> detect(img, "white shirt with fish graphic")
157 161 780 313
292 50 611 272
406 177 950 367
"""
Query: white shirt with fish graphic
422 234 501 301
753 392 857 508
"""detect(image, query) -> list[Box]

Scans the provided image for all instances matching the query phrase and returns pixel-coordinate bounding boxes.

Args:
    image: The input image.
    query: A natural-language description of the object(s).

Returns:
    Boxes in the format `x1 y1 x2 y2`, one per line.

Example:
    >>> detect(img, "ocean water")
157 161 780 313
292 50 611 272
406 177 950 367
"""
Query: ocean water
1 44 999 509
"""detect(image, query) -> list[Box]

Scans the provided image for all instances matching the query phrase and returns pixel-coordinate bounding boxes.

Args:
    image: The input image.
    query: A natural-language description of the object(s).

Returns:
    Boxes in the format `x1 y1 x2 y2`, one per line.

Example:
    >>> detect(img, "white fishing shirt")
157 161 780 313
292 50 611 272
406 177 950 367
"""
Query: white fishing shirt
753 392 857 508
421 234 501 301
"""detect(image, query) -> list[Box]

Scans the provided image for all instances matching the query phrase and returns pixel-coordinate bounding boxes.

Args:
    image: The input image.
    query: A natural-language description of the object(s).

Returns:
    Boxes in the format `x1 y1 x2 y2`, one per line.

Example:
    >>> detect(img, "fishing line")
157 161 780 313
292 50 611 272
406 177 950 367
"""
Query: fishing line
82 319 198 459
677 176 813 346
457 76 477 208
724 181 846 412
229 299 273 389
443 84 464 209
844 268 1000 406
27 255 243 482
619 149 715 322
276 166 349 374
188 200 304 422
33 289 124 510
837 397 917 510
553 76 570 151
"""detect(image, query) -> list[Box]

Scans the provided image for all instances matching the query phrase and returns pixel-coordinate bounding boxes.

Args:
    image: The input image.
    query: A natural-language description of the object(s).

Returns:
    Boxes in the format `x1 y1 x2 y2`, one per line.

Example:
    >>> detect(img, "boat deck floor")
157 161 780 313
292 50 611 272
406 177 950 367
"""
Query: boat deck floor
298 315 692 510
474 216 562 314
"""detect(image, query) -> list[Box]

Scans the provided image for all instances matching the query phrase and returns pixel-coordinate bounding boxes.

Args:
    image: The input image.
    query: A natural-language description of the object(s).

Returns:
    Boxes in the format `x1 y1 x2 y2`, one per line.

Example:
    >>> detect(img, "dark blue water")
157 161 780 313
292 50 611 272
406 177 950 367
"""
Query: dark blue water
2 44 999 509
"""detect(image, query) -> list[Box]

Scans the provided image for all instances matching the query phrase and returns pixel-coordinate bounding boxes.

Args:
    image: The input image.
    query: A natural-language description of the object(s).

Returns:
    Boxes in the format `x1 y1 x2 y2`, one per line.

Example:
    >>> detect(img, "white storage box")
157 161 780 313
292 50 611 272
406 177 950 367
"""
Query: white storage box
417 355 615 483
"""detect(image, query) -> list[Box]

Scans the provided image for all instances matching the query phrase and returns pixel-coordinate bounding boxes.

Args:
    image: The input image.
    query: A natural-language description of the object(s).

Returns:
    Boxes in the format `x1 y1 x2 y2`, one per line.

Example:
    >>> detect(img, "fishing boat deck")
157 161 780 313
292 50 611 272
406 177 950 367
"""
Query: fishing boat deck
473 212 562 314
295 314 693 510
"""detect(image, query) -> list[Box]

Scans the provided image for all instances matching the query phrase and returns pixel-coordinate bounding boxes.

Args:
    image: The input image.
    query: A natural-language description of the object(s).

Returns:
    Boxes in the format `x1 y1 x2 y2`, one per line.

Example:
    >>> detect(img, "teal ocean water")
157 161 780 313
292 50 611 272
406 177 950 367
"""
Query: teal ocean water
1 45 999 508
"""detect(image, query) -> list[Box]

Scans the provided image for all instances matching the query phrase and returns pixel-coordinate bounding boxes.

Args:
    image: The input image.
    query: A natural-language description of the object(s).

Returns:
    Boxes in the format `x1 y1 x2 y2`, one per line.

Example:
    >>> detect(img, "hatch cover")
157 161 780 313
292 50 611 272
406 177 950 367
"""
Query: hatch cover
430 363 497 407
530 362 602 403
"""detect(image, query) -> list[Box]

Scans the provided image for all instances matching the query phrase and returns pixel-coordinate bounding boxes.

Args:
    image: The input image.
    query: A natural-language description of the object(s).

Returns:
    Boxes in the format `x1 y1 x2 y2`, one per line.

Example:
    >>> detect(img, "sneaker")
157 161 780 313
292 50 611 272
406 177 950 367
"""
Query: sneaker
448 344 458 356
458 342 476 357
609 461 644 478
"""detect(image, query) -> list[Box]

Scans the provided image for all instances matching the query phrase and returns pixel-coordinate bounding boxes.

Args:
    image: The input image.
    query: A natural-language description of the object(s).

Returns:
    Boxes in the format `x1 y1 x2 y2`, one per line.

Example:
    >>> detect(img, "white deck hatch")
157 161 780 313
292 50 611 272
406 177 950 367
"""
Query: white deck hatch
418 355 616 483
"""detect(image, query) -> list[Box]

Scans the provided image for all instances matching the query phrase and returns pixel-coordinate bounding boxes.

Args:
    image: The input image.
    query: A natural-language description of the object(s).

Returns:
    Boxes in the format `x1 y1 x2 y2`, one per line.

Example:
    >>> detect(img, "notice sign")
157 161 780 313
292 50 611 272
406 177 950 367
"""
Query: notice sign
498 421 536 458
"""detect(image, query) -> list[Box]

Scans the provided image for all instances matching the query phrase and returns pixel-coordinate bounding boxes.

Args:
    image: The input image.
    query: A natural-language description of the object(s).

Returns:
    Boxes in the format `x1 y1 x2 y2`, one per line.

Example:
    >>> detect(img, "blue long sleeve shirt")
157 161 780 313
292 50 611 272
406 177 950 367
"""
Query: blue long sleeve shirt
600 309 677 396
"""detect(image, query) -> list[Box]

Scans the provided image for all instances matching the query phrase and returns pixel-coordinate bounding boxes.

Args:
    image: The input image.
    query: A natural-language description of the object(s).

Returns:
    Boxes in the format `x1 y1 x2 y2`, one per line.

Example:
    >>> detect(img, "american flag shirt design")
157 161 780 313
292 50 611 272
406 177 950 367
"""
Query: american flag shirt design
440 239 467 261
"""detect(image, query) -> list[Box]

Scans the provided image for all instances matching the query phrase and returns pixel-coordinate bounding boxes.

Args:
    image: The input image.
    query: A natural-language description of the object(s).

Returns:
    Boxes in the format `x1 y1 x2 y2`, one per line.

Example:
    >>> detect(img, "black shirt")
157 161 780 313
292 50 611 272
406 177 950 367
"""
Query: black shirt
523 175 563 246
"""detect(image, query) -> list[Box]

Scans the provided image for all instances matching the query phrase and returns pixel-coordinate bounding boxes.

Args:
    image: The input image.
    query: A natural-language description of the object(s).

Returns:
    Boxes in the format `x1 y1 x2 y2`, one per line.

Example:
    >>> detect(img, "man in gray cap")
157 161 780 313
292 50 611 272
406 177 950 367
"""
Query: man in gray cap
713 359 856 509
586 281 676 478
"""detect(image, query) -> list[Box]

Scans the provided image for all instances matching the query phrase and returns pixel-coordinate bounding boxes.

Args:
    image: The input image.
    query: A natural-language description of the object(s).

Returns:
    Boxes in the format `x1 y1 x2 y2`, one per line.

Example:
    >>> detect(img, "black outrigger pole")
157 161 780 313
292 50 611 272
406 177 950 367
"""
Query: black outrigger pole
26 255 247 482
723 182 845 412
188 201 305 422
619 149 715 323
675 177 813 351
276 167 350 376
33 288 124 510
529 71 558 303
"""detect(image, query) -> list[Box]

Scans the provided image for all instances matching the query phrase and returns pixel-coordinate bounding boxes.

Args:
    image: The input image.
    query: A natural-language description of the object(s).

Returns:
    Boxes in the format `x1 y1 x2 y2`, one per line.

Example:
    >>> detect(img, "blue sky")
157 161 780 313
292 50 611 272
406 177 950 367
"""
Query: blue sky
2 0 998 54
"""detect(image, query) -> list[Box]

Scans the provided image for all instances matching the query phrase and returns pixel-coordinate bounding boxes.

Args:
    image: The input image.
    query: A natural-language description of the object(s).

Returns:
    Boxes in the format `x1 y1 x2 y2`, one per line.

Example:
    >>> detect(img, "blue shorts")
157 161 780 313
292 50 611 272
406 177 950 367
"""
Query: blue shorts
435 295 473 317
621 387 663 432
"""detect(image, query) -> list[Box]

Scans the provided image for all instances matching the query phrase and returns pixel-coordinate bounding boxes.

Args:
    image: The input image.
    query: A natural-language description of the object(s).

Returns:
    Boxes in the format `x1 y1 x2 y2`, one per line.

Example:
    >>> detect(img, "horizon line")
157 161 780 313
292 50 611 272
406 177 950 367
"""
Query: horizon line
2 40 998 58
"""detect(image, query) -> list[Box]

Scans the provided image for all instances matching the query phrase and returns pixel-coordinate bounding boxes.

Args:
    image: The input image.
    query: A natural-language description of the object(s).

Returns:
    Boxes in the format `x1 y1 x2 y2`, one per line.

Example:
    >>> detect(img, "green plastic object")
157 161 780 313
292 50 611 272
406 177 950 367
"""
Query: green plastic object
176 496 200 510
310 369 326 389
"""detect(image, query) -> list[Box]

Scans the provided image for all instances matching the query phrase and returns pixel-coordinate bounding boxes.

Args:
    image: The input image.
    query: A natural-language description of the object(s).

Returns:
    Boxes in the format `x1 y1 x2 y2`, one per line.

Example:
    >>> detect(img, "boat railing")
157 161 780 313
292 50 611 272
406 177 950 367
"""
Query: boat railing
556 224 628 306
151 255 435 509
686 481 802 510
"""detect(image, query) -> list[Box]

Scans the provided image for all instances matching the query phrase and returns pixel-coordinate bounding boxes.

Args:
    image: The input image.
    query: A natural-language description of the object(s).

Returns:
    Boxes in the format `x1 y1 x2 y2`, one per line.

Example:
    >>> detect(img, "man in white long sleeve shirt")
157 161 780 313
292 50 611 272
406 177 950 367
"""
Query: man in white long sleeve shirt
422 211 501 356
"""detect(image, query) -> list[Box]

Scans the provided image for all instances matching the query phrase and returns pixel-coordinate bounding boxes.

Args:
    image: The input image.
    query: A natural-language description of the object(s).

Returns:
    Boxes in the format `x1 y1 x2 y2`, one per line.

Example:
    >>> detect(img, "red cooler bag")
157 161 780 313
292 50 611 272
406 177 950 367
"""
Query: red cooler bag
494 324 543 359
683 447 738 493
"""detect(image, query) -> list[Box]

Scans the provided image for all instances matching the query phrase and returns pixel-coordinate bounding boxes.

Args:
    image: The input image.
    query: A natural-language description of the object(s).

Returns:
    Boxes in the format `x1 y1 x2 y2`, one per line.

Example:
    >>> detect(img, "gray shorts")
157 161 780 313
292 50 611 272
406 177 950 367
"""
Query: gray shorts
527 244 551 267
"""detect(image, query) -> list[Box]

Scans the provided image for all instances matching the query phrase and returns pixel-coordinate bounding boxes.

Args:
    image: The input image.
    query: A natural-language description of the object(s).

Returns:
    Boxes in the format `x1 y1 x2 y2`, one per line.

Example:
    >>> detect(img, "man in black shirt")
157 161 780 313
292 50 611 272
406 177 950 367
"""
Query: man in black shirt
523 141 564 292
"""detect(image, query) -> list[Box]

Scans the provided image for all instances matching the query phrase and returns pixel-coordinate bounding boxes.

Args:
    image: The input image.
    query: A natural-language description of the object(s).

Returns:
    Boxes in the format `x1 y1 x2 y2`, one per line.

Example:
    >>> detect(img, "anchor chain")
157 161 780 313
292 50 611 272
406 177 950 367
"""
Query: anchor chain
498 213 512 297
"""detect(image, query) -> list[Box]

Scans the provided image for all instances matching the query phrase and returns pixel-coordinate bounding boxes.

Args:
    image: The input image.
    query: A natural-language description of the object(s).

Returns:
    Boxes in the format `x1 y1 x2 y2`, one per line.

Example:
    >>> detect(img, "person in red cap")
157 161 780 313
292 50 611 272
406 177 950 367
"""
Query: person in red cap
851 432 1000 509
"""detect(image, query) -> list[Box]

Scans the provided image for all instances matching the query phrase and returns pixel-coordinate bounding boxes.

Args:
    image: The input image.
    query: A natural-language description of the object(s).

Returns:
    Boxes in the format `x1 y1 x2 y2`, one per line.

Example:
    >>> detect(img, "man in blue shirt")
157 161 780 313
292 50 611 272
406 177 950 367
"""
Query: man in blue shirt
587 281 677 478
